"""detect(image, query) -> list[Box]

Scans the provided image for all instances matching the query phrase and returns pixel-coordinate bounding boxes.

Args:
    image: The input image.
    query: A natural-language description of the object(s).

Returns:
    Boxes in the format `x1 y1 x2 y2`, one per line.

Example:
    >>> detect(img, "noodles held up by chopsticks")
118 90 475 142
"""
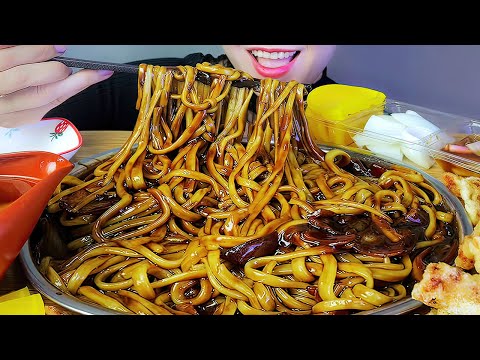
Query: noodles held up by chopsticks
40 62 458 315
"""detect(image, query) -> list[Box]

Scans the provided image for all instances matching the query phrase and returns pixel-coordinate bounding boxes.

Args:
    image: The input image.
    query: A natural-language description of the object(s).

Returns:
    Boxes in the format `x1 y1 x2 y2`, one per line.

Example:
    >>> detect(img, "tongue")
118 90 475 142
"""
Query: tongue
256 56 294 68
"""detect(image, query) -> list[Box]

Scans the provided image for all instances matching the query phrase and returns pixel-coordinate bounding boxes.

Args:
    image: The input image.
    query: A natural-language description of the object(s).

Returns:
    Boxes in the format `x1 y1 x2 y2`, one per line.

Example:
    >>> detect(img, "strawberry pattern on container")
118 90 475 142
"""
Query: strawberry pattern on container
49 120 69 141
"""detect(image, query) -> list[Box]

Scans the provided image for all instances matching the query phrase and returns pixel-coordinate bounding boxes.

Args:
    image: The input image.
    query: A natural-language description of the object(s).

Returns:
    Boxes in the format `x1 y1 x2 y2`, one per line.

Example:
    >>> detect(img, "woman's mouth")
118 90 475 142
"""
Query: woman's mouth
249 49 300 78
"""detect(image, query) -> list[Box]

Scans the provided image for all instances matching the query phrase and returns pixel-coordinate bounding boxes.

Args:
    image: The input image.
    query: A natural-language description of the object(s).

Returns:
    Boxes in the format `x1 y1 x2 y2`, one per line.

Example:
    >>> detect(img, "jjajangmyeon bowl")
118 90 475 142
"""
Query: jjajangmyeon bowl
19 145 472 315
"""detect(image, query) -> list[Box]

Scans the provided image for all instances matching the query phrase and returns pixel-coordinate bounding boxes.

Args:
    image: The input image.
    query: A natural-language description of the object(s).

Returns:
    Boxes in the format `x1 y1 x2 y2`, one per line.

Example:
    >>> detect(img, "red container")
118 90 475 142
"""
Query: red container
0 151 73 279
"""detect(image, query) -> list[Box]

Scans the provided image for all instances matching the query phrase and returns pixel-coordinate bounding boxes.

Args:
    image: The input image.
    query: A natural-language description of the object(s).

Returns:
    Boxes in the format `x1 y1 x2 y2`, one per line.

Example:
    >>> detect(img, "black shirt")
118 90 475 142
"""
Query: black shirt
45 52 336 130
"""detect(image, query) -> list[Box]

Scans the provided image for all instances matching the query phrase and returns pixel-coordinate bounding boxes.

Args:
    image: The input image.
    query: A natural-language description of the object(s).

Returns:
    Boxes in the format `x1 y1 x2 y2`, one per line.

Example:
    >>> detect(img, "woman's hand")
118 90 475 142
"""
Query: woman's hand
0 45 114 128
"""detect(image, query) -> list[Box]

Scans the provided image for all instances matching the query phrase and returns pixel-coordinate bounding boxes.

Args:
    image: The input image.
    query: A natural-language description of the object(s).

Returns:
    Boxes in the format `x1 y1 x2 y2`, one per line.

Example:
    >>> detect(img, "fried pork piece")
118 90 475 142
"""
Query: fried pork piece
455 221 480 272
411 262 480 315
442 171 480 225
442 172 480 272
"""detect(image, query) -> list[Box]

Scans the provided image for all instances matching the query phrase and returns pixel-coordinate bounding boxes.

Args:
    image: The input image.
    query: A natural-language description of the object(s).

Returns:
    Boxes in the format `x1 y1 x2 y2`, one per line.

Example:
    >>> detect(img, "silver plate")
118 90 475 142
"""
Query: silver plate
18 146 473 315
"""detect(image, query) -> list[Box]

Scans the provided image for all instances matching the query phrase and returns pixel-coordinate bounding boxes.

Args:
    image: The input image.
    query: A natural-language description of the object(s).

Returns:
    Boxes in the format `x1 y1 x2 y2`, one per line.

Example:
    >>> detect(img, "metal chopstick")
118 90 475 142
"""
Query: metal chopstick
52 56 312 92
53 56 139 73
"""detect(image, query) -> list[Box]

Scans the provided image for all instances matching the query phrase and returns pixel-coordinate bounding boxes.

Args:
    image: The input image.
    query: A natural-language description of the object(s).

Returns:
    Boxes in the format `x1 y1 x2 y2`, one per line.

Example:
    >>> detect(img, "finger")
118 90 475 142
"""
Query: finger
0 102 58 128
0 68 114 115
0 61 72 95
0 45 66 72
51 69 115 105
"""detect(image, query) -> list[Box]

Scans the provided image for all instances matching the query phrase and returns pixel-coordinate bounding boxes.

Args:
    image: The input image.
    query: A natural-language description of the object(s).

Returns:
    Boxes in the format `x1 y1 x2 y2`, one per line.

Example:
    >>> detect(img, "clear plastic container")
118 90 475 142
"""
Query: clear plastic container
427 119 480 177
306 97 480 172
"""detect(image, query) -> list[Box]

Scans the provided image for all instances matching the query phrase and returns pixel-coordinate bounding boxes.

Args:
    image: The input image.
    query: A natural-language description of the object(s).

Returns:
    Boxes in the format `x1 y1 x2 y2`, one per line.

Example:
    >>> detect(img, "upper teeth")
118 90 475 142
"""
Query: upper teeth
251 50 296 60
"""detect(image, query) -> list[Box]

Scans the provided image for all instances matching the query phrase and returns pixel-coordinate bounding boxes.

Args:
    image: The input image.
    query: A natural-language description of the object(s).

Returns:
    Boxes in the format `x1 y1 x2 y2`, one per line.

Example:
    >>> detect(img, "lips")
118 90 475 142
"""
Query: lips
248 49 299 79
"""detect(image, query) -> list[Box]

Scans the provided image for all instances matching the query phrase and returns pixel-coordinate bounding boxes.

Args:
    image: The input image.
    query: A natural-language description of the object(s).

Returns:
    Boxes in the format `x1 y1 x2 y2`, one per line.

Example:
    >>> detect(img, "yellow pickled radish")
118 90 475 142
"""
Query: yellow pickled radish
305 84 386 146
0 293 45 315
0 286 31 303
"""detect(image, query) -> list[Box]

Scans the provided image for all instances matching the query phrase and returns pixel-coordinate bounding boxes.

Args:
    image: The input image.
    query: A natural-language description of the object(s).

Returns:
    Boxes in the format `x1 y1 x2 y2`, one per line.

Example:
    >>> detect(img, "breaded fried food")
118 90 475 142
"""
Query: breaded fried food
413 172 480 314
442 172 480 272
455 221 480 272
411 261 480 315
443 171 480 225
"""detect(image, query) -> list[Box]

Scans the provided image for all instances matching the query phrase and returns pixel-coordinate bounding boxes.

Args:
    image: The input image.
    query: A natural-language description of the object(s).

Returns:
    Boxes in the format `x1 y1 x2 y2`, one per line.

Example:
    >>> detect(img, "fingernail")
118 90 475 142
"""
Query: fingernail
97 70 114 77
54 45 67 54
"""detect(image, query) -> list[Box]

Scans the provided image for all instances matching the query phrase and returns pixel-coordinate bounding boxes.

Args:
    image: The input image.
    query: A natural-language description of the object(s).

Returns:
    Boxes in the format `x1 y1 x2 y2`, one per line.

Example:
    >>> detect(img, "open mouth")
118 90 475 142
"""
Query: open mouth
249 50 300 66
247 49 301 78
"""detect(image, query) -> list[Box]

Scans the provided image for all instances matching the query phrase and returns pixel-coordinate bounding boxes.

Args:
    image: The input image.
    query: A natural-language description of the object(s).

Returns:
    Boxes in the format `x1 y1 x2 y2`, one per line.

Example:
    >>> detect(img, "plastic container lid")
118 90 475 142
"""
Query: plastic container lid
306 84 386 122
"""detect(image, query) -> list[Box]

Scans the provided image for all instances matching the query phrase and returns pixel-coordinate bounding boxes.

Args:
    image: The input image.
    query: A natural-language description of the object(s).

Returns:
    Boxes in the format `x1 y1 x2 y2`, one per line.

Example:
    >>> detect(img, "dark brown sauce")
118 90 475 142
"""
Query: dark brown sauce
0 175 37 211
